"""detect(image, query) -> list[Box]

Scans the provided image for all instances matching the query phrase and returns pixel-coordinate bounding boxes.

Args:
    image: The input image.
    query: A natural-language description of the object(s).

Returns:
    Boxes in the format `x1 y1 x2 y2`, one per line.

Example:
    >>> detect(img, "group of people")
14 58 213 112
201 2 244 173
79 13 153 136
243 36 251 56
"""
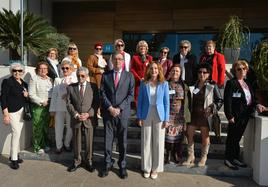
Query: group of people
1 38 266 180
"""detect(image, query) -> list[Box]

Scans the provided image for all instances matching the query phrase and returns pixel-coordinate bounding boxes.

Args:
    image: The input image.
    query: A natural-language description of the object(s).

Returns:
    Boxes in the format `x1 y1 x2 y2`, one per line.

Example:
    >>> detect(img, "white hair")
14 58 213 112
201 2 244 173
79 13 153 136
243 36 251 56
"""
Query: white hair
9 62 25 73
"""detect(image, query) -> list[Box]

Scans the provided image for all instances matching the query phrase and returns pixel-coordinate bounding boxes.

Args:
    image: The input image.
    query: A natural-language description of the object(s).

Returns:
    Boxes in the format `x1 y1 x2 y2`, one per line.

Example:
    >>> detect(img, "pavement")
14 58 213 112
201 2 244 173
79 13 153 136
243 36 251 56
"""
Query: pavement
0 154 264 187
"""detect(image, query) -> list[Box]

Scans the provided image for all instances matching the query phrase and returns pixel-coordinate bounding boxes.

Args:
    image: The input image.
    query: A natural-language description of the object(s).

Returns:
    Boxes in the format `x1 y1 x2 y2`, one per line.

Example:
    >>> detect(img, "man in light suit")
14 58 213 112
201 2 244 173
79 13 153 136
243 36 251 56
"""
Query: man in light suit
66 67 99 172
100 52 134 179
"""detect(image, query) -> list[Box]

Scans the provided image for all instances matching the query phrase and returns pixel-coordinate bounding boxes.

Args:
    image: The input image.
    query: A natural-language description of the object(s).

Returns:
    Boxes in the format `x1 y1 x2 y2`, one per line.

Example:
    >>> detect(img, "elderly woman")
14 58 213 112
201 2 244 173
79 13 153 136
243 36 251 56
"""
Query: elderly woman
199 40 226 88
1 63 28 169
46 48 60 81
49 61 77 153
183 63 223 167
165 64 191 165
224 60 266 170
173 40 197 86
131 40 153 107
158 47 173 80
137 62 169 179
62 42 82 73
29 61 53 154
108 39 131 71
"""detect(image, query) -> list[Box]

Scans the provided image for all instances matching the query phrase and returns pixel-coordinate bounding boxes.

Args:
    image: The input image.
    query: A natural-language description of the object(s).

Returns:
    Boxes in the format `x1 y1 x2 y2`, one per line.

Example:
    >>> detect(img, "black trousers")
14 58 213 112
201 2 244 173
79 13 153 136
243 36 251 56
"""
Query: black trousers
225 116 250 161
104 117 128 169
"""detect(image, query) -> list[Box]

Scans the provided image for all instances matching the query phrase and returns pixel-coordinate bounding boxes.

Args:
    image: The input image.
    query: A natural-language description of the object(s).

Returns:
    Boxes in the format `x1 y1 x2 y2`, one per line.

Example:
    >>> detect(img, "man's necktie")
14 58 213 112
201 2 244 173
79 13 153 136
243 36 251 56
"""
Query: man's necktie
114 72 119 88
80 84 84 97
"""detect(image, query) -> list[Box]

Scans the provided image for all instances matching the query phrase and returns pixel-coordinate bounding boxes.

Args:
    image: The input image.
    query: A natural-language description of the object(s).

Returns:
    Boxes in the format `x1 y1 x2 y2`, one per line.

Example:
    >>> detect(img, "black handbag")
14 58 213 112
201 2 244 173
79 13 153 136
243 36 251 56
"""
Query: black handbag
23 101 32 121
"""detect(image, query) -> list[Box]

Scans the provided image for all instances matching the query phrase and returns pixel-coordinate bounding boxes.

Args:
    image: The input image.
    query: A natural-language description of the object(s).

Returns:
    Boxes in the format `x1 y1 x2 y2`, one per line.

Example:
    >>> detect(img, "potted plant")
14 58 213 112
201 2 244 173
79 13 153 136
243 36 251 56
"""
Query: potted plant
218 15 250 64
252 39 268 115
0 8 55 64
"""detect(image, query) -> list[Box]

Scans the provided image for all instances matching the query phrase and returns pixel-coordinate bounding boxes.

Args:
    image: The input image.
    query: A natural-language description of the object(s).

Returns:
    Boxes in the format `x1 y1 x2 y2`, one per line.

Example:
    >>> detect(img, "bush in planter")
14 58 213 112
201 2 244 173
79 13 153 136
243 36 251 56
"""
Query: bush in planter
218 15 250 64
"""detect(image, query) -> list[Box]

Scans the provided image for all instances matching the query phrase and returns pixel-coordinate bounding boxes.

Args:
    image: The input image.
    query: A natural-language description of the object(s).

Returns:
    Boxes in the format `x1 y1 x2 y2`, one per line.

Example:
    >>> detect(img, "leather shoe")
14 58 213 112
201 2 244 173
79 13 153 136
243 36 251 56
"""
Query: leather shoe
119 168 128 179
224 160 239 170
67 163 81 172
64 146 72 152
9 156 23 164
10 160 19 170
85 161 95 172
233 159 247 168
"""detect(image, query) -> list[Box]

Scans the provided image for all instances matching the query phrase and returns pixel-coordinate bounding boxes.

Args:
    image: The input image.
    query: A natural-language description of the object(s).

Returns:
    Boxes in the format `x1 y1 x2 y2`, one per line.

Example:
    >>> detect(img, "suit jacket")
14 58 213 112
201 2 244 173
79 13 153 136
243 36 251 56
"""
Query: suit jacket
137 81 170 122
46 58 60 81
173 53 197 86
199 51 226 87
101 70 134 119
224 78 256 121
66 81 99 128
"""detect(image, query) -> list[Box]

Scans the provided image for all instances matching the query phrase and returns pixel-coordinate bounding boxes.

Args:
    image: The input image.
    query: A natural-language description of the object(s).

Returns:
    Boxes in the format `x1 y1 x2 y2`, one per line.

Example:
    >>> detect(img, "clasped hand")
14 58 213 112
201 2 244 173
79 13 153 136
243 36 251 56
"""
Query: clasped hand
77 113 90 121
108 106 120 117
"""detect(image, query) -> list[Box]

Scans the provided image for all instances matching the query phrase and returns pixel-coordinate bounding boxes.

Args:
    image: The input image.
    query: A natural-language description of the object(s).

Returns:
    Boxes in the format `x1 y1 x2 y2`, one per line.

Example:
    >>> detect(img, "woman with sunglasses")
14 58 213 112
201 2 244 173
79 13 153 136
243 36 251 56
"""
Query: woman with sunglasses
29 61 53 154
46 48 60 81
158 47 173 80
1 63 28 169
173 40 197 86
62 42 82 73
183 63 223 167
199 40 226 88
49 61 77 154
224 60 266 170
108 39 131 71
86 42 107 118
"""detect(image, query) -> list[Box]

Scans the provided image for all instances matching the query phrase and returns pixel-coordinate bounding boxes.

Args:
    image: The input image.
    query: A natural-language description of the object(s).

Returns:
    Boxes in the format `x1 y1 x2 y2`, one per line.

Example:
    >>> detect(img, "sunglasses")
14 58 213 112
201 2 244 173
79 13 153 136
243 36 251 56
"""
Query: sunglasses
198 71 209 74
12 69 23 73
180 46 188 49
68 47 77 51
161 51 168 54
61 67 69 71
77 74 86 78
237 67 246 72
117 44 124 47
95 48 102 51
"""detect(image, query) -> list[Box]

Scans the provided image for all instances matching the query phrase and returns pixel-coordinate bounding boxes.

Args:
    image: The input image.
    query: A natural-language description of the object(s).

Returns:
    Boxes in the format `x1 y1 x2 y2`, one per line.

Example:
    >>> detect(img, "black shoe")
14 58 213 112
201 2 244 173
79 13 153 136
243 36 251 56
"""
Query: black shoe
233 159 247 168
85 161 95 173
64 146 72 152
9 156 23 164
224 160 239 170
67 163 81 172
10 160 19 170
55 147 63 154
119 168 128 179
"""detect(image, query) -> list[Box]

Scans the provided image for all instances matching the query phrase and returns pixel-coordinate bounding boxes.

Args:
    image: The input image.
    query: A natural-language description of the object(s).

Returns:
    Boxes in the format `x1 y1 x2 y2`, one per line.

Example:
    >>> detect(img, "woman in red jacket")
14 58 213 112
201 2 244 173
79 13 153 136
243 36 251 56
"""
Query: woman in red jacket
131 40 153 107
199 40 226 88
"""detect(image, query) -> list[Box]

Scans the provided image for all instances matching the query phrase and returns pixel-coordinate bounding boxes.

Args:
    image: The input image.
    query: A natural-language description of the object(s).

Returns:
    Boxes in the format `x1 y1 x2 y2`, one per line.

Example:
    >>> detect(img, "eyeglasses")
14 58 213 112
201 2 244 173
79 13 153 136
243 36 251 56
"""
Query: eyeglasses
161 51 168 54
12 69 23 73
61 67 69 71
95 48 102 51
180 46 188 49
117 44 124 47
236 67 246 72
68 47 77 51
198 71 209 74
77 74 86 78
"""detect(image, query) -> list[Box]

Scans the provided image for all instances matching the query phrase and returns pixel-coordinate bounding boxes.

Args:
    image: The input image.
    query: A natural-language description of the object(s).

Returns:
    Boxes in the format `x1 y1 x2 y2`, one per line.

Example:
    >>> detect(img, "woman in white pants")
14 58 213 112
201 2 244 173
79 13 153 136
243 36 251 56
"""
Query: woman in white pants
137 62 170 179
1 63 29 169
49 61 77 153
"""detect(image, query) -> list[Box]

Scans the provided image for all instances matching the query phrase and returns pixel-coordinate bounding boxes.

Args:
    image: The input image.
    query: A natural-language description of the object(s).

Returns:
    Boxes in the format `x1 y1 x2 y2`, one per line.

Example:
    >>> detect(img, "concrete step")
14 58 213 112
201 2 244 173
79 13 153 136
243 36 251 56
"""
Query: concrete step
18 149 252 178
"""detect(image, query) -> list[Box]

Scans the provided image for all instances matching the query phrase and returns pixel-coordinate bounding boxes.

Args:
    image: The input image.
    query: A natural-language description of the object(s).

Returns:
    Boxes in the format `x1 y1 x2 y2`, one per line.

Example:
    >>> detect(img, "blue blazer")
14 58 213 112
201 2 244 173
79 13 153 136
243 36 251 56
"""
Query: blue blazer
137 81 170 122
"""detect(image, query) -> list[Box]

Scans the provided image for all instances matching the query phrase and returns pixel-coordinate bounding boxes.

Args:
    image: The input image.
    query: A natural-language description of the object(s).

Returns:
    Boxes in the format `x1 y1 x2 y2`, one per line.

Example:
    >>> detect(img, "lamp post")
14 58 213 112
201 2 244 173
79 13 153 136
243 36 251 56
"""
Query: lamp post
20 0 24 65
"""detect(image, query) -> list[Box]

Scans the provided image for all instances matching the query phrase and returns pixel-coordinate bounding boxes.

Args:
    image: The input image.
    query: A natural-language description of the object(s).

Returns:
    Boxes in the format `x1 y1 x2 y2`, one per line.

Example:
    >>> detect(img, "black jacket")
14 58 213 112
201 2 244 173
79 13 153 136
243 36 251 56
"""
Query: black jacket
1 76 28 113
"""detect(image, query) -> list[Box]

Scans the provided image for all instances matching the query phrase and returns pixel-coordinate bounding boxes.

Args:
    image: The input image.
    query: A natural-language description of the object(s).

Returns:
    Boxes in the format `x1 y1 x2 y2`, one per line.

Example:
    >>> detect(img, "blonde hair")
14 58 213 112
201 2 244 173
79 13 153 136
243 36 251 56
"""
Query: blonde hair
206 40 216 48
233 60 249 73
136 40 148 53
144 61 165 83
47 48 58 58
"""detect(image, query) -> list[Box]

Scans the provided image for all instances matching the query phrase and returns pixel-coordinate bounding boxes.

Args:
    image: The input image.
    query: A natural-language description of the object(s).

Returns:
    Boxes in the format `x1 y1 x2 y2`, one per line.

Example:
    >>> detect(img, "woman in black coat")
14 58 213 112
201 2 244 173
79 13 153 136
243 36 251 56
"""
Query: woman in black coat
1 63 29 170
224 60 266 170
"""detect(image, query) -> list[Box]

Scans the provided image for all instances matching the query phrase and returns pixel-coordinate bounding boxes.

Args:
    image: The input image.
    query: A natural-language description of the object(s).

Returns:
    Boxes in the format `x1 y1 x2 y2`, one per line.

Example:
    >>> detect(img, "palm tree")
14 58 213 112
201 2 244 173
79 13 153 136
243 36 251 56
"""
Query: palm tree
0 8 55 61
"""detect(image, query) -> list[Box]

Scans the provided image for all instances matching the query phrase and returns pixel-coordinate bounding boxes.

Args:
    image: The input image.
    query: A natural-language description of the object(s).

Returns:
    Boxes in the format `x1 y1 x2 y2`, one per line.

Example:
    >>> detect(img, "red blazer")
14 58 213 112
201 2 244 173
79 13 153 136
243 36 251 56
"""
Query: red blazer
130 54 153 105
199 51 226 87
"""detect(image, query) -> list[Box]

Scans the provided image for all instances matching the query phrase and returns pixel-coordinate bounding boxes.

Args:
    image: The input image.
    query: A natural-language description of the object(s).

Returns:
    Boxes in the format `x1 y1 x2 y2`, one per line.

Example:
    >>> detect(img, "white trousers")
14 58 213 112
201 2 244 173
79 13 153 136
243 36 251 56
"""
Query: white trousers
9 108 24 161
141 106 165 173
55 111 72 149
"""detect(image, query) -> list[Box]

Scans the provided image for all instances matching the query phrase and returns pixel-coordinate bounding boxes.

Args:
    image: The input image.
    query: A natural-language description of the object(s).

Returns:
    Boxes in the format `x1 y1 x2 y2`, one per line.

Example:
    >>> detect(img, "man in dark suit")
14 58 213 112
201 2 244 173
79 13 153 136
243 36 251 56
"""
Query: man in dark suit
100 52 134 179
66 67 99 172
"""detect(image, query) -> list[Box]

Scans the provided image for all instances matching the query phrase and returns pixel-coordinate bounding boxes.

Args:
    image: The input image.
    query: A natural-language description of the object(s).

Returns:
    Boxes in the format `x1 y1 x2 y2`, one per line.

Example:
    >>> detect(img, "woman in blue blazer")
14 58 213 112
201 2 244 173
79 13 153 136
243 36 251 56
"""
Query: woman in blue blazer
137 62 170 179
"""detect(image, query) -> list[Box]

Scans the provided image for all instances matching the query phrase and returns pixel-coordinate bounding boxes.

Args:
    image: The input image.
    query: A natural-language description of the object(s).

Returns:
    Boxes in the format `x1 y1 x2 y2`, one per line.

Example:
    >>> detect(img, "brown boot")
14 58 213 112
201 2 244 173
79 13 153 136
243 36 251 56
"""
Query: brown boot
182 144 195 167
198 144 210 167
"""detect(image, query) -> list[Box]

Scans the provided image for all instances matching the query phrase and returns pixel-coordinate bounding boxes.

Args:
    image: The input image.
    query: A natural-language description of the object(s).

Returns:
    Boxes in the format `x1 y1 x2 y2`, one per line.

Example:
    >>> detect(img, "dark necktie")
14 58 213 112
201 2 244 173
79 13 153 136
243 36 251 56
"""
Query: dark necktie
114 72 119 88
80 84 84 97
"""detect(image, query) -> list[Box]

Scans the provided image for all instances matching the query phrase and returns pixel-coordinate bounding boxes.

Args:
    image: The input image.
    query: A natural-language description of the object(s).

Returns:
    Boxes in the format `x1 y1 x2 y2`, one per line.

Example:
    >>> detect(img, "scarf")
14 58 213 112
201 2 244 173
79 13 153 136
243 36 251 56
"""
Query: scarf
95 54 107 68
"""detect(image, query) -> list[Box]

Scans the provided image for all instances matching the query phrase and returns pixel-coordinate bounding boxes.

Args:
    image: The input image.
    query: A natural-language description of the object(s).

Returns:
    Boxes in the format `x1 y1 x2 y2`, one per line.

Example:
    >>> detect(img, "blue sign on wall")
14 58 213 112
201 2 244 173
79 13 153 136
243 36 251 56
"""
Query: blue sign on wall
103 43 114 54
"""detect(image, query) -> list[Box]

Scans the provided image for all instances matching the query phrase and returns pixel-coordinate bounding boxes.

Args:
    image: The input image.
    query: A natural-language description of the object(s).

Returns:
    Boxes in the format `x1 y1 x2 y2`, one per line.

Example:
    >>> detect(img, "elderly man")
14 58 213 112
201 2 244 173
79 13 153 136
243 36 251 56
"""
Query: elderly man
66 67 99 172
100 52 134 179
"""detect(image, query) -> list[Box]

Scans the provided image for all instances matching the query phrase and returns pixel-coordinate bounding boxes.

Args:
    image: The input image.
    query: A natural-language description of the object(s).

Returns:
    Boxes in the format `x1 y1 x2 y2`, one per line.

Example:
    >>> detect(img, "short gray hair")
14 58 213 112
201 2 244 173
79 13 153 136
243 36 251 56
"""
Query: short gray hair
76 66 89 76
136 40 148 53
180 40 192 51
9 62 25 73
